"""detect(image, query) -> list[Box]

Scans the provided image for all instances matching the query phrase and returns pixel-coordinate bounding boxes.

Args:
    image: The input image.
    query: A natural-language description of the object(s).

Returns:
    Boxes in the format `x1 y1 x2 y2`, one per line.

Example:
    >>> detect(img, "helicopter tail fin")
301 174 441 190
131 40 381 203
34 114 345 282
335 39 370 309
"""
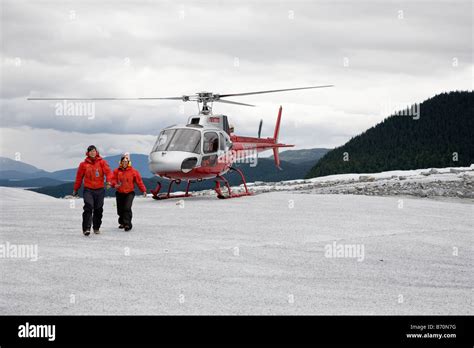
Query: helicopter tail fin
272 106 283 169
273 106 283 143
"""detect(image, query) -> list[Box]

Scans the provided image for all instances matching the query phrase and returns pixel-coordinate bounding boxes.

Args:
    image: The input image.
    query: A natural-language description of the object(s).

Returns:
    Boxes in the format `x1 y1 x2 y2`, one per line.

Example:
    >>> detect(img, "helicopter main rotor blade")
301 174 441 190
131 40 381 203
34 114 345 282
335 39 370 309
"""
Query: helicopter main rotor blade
27 97 185 101
218 85 334 98
215 99 255 107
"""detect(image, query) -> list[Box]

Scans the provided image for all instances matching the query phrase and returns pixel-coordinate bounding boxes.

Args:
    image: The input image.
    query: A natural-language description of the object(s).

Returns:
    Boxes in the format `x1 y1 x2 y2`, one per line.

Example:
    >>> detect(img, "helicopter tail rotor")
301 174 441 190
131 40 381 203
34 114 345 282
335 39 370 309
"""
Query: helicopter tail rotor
258 119 263 138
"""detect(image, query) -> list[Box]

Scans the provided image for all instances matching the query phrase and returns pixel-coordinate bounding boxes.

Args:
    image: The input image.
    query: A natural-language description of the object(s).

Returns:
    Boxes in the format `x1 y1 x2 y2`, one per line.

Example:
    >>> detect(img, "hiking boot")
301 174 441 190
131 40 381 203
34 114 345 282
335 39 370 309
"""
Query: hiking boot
124 225 132 232
83 229 91 236
93 229 100 234
118 224 124 229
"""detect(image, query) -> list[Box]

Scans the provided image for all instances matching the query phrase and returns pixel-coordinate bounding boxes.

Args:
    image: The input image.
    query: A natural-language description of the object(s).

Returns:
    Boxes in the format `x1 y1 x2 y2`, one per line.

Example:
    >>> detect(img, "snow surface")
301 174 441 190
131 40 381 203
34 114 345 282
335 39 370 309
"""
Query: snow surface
192 164 474 198
0 186 58 202
0 184 472 315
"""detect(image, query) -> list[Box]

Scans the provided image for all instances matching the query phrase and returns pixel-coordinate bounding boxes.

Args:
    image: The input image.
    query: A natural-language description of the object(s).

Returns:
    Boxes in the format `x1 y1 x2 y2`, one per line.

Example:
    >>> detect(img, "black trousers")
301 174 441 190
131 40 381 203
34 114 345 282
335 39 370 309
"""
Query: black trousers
116 191 135 228
82 188 105 231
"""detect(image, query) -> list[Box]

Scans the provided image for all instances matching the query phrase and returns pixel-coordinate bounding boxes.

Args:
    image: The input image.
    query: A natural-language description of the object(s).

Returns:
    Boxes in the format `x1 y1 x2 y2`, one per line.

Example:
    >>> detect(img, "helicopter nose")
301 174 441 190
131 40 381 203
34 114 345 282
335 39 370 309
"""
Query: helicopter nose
149 151 198 173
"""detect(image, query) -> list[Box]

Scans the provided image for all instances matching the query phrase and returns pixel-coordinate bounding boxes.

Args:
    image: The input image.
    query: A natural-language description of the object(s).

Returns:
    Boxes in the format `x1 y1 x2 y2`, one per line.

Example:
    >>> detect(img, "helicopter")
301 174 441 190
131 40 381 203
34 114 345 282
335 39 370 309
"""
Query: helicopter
28 85 333 199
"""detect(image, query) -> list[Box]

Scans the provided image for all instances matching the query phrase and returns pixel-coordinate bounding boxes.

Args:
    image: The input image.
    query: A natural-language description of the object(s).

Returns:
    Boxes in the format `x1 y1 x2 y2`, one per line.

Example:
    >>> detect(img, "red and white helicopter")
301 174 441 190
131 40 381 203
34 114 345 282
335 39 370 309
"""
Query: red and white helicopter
29 85 332 199
145 86 332 199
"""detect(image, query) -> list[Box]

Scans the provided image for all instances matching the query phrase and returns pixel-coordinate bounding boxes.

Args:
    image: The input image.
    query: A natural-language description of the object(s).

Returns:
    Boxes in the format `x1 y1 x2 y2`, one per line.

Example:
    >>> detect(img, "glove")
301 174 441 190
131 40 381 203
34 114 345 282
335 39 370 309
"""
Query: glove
72 190 78 197
106 182 111 189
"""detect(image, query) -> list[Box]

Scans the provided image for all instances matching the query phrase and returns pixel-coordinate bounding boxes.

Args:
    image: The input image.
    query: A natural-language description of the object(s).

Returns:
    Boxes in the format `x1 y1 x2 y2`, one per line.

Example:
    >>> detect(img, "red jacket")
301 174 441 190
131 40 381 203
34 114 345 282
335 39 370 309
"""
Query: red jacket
74 153 113 191
112 166 147 194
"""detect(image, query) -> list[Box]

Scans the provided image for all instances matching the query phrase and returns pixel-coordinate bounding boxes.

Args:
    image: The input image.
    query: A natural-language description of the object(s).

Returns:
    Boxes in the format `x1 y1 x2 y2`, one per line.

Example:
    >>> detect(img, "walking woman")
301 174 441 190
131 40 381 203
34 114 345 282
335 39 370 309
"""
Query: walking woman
112 153 147 231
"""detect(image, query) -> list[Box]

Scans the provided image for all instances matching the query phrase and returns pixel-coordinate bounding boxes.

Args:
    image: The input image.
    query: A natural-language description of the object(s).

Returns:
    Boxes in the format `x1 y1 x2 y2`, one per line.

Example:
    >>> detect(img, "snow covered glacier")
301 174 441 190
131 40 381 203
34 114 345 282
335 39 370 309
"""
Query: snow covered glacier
0 166 472 315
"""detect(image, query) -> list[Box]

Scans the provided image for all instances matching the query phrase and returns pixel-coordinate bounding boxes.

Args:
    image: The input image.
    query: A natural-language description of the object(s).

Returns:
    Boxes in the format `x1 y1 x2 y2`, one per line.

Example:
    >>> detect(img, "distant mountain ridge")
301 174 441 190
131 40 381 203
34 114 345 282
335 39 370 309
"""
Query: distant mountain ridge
0 157 44 173
0 154 154 181
271 148 331 164
1 148 327 196
1 148 328 182
306 91 474 178
29 158 315 198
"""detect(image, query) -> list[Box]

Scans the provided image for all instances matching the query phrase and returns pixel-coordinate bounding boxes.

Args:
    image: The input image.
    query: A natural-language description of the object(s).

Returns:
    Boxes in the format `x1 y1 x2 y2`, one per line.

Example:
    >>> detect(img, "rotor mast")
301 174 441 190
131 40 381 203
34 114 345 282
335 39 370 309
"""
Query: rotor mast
196 92 214 115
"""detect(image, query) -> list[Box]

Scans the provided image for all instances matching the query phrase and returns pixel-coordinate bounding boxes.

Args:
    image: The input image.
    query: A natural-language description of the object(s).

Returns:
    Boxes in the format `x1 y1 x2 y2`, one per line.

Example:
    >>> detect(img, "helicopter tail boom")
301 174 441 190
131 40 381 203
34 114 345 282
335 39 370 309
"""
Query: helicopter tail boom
273 106 282 142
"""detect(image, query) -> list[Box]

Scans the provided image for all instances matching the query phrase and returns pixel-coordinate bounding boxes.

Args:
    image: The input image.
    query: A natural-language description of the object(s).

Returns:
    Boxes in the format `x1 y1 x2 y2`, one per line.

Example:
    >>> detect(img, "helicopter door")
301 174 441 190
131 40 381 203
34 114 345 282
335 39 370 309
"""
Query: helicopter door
202 131 219 167
219 133 226 151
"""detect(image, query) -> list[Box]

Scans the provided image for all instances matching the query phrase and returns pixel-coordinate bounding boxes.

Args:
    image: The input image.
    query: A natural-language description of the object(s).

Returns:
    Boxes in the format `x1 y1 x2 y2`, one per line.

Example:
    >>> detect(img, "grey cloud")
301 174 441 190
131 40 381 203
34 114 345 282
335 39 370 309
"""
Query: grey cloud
0 0 472 169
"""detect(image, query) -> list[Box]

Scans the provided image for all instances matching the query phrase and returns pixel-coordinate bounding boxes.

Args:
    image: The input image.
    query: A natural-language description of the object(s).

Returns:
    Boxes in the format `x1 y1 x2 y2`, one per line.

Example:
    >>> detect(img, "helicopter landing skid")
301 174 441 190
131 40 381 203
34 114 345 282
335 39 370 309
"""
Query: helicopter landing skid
214 168 252 199
151 180 192 200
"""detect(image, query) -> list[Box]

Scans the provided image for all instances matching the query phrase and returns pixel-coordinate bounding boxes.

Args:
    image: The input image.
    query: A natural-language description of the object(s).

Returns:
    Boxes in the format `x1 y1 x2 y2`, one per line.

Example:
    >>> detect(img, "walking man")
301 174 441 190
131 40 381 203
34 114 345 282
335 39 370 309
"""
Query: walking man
72 145 113 236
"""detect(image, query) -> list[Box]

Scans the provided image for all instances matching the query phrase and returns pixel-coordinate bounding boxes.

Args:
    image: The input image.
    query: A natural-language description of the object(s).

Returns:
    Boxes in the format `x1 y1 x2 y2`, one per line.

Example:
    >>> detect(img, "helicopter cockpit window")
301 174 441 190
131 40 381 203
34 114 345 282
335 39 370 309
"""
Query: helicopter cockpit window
153 129 175 152
153 129 201 154
203 132 219 154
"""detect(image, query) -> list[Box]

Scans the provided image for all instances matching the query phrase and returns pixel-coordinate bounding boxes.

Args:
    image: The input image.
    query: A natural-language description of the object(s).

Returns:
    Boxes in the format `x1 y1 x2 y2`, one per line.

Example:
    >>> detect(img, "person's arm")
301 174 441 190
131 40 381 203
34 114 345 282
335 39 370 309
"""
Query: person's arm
73 162 85 193
134 170 147 194
110 168 118 188
102 160 113 185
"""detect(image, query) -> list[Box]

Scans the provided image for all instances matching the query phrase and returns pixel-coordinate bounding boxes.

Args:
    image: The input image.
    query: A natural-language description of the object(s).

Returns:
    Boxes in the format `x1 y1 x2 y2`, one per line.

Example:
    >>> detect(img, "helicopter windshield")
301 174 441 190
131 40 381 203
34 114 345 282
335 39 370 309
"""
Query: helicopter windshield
153 129 201 154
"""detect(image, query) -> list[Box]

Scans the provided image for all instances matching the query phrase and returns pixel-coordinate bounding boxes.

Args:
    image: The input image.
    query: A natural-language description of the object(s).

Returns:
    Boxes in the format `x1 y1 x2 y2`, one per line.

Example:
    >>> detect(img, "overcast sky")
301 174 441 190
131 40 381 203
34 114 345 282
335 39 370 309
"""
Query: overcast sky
1 0 472 171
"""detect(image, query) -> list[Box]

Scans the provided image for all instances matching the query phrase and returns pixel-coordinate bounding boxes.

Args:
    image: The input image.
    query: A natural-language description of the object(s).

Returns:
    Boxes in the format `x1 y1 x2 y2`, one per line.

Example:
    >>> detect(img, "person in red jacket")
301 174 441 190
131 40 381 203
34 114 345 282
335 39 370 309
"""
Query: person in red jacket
72 145 113 236
111 153 147 231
